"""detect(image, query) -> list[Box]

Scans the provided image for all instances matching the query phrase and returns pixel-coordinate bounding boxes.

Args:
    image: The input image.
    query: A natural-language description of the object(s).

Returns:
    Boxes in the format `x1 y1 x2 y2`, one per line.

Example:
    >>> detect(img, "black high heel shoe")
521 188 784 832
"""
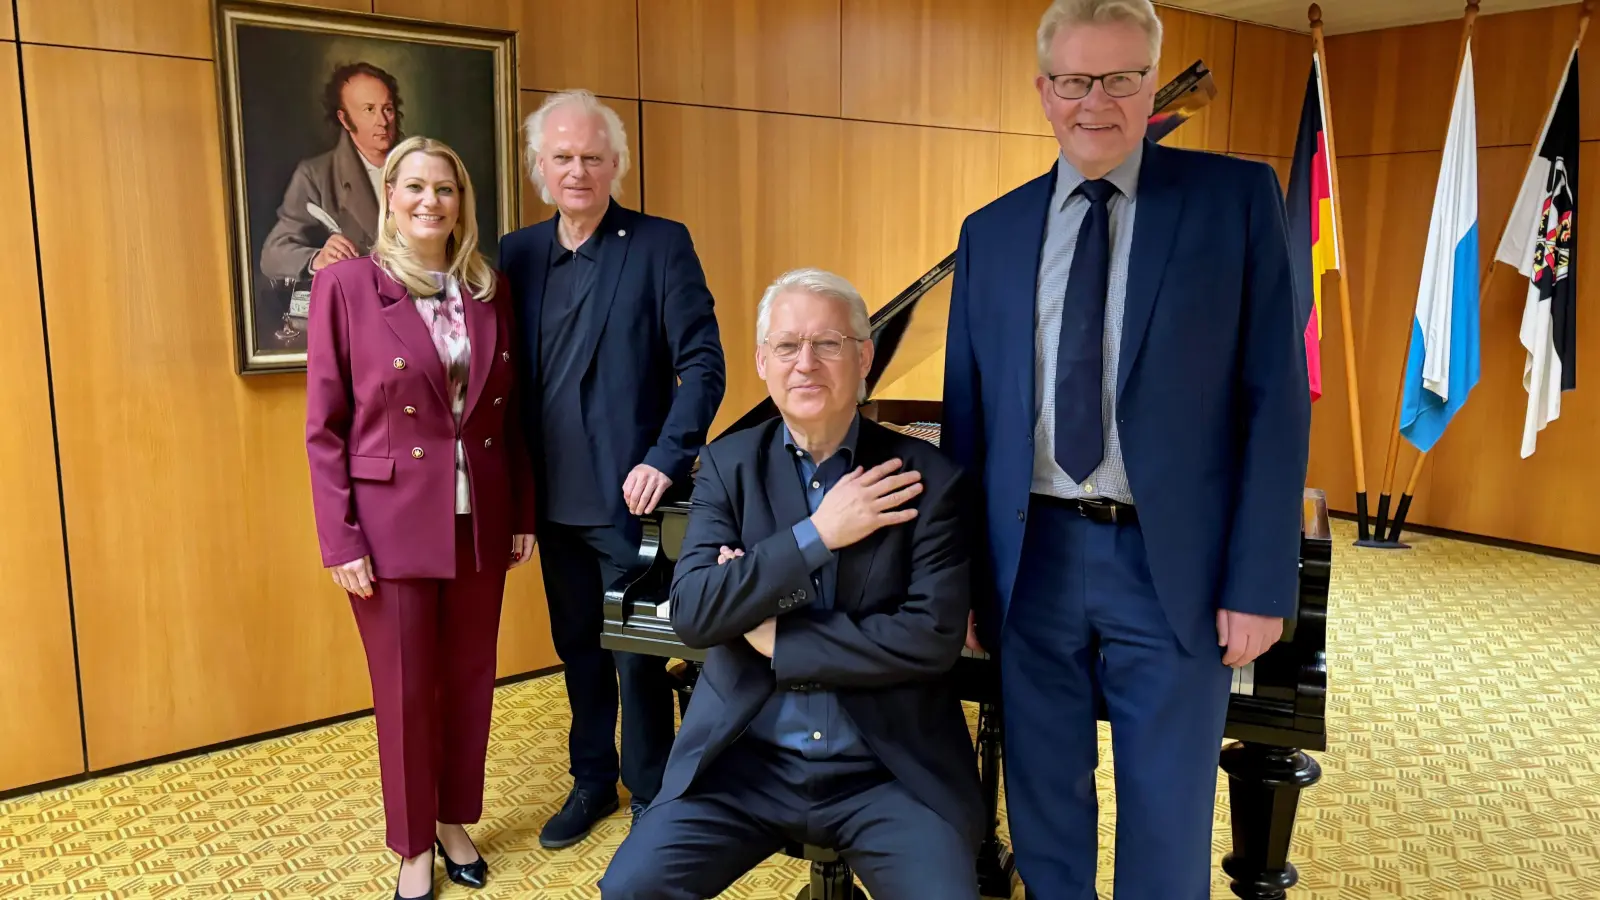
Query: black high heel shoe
435 835 489 889
392 847 435 900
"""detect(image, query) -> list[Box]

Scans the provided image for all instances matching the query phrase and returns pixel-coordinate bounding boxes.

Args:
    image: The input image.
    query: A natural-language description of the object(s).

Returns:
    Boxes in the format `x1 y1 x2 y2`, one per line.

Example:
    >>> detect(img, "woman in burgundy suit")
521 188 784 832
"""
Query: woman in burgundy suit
305 135 536 900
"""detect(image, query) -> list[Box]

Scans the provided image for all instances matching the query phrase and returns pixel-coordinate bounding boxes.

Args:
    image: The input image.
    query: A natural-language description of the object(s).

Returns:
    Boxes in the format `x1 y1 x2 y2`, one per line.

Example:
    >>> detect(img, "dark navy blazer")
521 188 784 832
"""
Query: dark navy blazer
499 201 726 528
942 138 1313 658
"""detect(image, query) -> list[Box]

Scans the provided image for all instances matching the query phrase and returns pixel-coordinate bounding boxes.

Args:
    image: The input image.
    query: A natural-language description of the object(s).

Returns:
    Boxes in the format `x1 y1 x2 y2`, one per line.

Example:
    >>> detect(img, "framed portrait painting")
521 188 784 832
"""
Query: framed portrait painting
215 0 519 374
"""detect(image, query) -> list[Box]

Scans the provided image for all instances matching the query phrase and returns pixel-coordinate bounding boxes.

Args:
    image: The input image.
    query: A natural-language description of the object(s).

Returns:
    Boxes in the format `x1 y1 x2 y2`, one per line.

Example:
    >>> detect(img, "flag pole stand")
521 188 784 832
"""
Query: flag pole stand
1310 3 1375 545
1362 0 1481 551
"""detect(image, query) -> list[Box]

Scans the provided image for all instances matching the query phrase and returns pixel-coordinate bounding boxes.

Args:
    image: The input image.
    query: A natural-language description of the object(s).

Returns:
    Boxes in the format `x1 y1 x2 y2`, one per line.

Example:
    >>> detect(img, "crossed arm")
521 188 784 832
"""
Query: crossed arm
668 452 971 688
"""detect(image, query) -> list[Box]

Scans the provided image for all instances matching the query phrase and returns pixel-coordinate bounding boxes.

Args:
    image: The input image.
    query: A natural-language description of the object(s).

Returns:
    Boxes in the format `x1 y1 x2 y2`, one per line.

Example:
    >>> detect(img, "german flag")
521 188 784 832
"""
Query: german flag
1286 57 1340 403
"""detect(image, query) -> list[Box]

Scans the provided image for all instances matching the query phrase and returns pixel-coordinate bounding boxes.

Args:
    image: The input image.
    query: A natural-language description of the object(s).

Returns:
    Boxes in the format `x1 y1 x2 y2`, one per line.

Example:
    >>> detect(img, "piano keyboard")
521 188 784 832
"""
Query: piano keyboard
654 598 1257 696
1231 662 1255 696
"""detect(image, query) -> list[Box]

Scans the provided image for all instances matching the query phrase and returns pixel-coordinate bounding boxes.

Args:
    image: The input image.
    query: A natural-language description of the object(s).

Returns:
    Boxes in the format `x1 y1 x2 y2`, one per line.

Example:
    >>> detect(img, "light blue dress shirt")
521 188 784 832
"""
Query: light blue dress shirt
1032 144 1143 504
745 414 873 760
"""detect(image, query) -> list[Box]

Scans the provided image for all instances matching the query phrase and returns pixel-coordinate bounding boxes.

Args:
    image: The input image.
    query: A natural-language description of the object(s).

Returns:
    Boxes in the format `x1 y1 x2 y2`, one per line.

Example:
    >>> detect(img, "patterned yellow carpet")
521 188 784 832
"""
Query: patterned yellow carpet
2 520 1597 899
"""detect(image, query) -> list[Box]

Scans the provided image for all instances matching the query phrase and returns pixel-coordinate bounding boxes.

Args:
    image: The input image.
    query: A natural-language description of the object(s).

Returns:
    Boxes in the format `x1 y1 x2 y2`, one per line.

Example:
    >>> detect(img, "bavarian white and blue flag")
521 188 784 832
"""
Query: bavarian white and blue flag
1400 37 1481 453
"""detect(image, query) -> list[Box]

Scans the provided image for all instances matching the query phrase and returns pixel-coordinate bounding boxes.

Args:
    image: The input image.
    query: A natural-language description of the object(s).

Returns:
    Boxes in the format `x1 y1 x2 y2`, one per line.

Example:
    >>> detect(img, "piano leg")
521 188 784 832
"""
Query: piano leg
795 859 868 900
1218 741 1322 900
974 701 1016 898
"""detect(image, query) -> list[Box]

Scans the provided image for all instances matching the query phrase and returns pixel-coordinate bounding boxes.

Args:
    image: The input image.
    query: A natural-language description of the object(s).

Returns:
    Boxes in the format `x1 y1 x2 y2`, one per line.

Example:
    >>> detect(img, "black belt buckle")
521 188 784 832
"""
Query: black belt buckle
787 681 825 693
1077 498 1121 524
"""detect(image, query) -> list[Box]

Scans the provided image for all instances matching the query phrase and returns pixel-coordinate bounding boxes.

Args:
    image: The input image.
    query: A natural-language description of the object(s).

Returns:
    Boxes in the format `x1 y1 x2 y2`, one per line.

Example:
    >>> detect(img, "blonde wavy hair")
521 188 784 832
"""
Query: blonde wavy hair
372 136 495 300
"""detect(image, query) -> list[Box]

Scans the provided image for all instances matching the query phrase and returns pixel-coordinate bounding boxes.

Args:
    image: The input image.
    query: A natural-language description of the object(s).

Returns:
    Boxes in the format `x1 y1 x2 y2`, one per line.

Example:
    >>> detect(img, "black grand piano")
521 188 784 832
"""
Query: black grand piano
600 62 1330 900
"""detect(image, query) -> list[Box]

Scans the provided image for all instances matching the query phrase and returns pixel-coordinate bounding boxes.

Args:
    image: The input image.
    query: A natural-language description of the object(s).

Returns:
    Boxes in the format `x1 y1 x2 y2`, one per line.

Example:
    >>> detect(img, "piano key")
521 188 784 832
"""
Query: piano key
1230 662 1255 696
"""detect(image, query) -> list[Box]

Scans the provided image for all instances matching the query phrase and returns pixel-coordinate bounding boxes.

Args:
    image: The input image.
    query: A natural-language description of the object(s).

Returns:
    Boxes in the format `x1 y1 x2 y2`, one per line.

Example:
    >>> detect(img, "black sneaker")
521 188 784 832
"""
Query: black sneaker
538 786 620 849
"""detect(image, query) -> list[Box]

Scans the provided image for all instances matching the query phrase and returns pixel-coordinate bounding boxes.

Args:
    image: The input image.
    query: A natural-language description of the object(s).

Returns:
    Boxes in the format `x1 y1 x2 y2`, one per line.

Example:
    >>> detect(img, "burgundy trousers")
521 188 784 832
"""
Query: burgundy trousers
349 514 507 857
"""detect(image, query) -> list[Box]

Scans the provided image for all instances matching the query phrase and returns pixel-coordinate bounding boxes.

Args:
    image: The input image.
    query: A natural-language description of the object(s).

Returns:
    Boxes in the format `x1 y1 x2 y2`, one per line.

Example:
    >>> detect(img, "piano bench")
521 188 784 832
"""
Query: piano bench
784 842 867 900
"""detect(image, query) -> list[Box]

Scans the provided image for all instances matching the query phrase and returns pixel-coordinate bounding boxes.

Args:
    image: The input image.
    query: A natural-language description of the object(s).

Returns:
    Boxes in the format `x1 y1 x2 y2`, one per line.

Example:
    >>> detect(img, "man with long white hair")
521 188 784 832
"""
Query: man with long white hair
942 1 1311 898
499 88 726 849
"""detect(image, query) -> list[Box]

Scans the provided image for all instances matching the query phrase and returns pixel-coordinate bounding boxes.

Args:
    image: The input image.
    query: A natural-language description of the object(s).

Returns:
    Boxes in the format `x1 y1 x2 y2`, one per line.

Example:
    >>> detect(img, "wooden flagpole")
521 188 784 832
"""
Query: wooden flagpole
1370 0 1480 547
1386 0 1594 543
1308 3 1375 543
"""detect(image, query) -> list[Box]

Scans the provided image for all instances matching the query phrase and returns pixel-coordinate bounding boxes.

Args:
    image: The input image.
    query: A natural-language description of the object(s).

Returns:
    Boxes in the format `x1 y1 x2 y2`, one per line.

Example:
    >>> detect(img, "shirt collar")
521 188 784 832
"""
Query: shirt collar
1052 139 1144 211
783 412 860 465
548 217 605 263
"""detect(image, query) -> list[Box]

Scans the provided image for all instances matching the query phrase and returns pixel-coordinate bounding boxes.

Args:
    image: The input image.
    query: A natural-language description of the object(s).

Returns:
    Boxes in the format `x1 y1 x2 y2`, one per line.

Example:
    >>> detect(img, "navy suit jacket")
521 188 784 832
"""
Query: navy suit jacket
661 416 985 848
499 201 726 527
942 139 1312 658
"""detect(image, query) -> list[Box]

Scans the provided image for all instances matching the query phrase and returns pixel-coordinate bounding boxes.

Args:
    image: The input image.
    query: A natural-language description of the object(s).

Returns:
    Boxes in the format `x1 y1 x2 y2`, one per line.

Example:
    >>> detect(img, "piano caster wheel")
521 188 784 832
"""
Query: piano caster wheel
795 859 867 900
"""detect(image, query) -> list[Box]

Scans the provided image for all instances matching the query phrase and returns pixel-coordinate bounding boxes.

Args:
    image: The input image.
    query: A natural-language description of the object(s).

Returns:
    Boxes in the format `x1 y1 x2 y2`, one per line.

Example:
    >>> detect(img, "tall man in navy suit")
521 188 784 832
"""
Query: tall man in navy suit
500 89 726 848
941 2 1311 898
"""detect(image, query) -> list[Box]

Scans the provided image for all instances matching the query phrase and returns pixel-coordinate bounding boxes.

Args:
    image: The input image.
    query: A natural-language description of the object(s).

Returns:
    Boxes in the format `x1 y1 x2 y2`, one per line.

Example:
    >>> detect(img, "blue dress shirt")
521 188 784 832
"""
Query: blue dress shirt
745 414 873 760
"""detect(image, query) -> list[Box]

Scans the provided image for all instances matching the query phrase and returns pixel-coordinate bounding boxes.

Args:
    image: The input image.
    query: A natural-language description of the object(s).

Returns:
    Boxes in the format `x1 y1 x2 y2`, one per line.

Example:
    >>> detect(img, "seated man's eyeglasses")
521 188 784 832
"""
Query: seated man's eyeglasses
1046 68 1150 100
762 330 862 362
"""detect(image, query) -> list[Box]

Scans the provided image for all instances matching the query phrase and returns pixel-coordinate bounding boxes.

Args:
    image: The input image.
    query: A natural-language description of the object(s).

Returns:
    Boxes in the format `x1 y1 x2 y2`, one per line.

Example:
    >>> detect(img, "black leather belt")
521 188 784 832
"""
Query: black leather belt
1035 493 1138 525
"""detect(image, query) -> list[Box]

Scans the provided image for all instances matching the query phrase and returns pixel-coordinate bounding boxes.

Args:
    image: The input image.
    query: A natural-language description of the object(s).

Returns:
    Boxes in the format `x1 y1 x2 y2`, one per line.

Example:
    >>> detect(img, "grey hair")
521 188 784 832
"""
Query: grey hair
523 89 630 205
1036 0 1163 74
756 268 873 403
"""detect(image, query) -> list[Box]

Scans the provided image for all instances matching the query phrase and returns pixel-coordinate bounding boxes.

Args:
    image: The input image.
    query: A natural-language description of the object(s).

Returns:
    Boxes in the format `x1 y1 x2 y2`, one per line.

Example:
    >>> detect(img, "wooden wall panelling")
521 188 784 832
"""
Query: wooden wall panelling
374 0 510 28
0 47 84 793
842 0 1004 131
1472 5 1583 151
838 120 999 313
16 0 211 58
1228 22 1310 158
998 0 1051 137
642 103 847 434
507 0 638 98
23 46 377 770
638 0 841 117
1150 7 1235 152
518 91 642 227
1322 18 1460 158
2 2 13 41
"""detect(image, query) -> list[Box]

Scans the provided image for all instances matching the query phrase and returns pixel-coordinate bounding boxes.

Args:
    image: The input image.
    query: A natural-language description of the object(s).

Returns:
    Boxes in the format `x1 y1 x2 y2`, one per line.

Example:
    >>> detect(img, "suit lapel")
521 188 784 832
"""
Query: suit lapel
1004 165 1059 415
519 218 554 378
1118 140 1183 402
833 421 888 612
463 276 498 418
377 270 449 408
574 201 635 374
763 423 811 536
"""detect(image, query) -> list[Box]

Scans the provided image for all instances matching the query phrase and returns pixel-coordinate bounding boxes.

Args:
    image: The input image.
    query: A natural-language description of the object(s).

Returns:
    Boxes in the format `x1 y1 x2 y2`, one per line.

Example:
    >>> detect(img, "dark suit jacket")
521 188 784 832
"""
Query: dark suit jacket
660 416 984 848
498 201 725 527
942 138 1312 657
262 132 381 282
305 256 537 580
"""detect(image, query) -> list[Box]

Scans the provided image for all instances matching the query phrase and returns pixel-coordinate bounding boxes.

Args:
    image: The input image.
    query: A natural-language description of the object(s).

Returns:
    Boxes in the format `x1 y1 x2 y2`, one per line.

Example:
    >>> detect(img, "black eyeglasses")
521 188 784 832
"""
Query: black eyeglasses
1045 68 1151 100
762 330 862 362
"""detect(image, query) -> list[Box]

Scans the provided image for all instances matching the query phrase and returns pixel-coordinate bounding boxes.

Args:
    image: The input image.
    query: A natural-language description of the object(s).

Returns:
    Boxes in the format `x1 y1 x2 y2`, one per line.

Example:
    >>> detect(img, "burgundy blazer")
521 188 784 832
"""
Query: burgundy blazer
305 255 537 581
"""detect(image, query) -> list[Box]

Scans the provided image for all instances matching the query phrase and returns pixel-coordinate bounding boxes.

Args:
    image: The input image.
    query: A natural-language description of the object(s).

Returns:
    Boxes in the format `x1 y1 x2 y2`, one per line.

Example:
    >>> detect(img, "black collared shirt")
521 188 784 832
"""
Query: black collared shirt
538 227 607 525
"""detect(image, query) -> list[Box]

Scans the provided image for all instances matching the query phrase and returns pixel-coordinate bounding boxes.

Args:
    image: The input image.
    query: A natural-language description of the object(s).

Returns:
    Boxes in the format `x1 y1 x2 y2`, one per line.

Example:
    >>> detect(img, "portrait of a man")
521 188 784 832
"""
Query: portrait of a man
216 1 517 373
259 62 403 282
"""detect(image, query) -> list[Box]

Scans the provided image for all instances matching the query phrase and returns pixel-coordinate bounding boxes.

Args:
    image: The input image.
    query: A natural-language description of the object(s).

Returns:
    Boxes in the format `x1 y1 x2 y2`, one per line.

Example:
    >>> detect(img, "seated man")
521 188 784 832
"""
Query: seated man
599 267 985 900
